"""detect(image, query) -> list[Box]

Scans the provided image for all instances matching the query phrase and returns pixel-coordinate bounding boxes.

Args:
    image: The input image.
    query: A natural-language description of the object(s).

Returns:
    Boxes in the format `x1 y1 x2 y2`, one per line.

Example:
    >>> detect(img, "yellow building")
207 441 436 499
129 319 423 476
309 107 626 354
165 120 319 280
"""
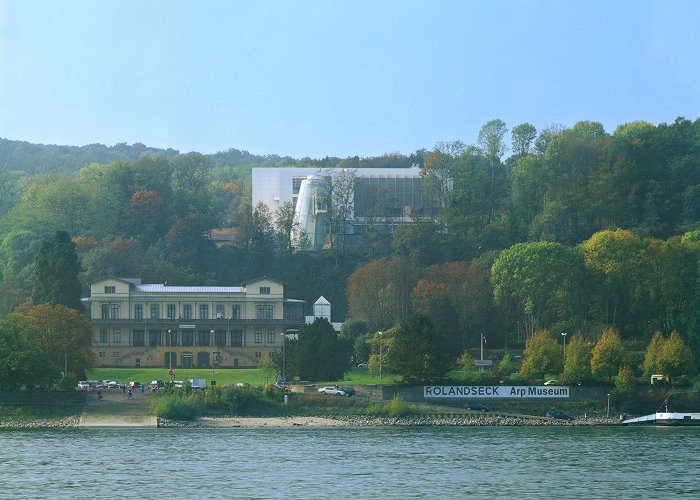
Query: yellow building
83 276 305 369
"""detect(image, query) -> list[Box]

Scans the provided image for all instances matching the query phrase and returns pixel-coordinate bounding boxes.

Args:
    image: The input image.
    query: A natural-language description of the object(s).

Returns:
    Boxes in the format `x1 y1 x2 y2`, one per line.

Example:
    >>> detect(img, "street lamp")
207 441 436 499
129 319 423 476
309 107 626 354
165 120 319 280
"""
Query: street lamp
607 392 611 418
561 332 567 358
378 331 383 383
210 330 216 383
167 329 174 382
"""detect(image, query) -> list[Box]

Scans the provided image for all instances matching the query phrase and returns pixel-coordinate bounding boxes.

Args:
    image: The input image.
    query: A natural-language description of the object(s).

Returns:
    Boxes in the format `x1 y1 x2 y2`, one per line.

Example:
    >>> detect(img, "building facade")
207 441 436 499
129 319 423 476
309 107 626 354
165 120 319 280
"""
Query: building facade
84 276 305 369
252 166 436 251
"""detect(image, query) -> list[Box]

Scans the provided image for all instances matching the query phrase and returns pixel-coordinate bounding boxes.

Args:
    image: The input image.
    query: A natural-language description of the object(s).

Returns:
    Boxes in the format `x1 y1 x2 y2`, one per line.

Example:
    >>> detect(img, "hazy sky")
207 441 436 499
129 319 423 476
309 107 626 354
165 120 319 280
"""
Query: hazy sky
1 1 699 159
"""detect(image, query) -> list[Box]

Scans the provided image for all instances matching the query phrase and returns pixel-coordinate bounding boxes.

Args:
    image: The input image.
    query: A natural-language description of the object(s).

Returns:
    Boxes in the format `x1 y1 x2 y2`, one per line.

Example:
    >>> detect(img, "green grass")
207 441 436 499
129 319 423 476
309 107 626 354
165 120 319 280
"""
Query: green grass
87 366 392 387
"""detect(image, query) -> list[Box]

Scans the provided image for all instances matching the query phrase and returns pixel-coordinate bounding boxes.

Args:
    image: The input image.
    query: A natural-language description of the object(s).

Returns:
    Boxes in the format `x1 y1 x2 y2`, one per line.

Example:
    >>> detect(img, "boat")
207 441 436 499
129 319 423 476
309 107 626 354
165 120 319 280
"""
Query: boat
622 395 700 426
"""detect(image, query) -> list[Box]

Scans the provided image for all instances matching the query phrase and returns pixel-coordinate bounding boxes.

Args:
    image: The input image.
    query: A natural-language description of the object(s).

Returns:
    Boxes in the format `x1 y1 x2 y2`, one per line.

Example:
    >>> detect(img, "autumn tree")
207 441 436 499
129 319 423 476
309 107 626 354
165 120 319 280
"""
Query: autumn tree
126 189 172 246
591 328 627 380
15 303 95 378
32 230 83 311
656 330 695 382
562 334 592 384
615 366 637 400
519 329 562 382
642 331 666 378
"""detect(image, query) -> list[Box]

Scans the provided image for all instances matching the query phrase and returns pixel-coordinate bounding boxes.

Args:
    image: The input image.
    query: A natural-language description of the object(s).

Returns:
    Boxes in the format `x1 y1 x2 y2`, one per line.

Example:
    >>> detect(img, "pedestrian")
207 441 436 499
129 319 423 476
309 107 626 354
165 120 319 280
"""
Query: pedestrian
122 386 126 396
127 388 132 399
97 389 103 400
140 383 145 394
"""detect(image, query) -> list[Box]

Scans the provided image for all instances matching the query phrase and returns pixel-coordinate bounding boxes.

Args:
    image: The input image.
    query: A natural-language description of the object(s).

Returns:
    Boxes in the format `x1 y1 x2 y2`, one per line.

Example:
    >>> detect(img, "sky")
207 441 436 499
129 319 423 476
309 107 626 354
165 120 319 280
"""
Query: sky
1 1 699 159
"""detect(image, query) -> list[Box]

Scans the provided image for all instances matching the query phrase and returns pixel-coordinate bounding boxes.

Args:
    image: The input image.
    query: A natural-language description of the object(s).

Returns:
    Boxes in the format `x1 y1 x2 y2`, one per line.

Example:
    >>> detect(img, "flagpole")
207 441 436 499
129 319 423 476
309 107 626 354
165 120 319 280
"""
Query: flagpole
480 335 484 373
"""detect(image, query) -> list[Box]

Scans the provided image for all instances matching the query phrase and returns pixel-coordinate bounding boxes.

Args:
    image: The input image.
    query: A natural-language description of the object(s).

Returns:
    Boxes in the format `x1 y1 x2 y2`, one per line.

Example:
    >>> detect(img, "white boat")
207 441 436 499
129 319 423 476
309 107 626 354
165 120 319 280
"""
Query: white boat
622 410 700 426
622 396 700 426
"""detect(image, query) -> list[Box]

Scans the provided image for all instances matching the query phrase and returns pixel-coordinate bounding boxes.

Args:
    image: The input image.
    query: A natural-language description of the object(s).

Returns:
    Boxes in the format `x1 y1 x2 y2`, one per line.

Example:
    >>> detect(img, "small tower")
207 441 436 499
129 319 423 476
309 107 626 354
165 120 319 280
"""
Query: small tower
313 296 331 321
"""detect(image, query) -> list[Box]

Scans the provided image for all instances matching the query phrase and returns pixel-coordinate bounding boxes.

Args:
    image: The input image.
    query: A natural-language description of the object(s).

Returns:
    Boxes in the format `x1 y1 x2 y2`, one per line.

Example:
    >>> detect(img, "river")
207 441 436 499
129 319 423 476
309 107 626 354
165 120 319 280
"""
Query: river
0 426 698 499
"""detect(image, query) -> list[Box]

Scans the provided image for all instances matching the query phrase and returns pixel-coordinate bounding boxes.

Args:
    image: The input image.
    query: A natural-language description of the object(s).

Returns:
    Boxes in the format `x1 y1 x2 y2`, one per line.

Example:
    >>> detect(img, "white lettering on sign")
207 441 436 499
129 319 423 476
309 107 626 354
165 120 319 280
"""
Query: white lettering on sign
423 386 569 398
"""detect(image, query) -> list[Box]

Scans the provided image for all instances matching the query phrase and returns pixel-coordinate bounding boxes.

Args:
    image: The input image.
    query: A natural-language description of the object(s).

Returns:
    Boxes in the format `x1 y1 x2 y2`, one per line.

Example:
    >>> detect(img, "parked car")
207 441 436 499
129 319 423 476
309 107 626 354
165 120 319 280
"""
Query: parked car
318 386 350 396
544 380 559 386
546 408 575 420
148 380 165 389
338 386 356 396
357 362 368 368
128 381 142 389
106 381 124 389
464 402 489 412
77 381 90 391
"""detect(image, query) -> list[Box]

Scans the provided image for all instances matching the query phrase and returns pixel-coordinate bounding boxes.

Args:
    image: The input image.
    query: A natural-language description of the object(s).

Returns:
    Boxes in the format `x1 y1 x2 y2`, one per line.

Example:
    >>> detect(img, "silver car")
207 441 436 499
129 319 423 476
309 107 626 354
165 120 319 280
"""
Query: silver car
318 386 349 396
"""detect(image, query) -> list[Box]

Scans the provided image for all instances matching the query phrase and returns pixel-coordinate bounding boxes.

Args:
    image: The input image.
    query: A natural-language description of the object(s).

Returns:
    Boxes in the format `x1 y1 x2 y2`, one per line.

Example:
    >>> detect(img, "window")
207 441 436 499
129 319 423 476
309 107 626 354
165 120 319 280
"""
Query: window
199 305 209 319
150 304 160 319
99 351 106 358
112 328 121 343
166 330 177 346
198 330 211 346
149 330 161 347
181 352 193 368
167 304 176 319
105 286 115 294
110 304 120 319
215 304 224 319
113 351 120 358
134 304 143 320
215 330 226 347
99 329 108 343
255 330 262 344
231 304 241 319
231 330 243 347
260 287 271 295
267 330 275 344
101 305 109 319
256 304 274 319
182 331 194 346
132 330 144 347
255 351 262 358
183 305 192 319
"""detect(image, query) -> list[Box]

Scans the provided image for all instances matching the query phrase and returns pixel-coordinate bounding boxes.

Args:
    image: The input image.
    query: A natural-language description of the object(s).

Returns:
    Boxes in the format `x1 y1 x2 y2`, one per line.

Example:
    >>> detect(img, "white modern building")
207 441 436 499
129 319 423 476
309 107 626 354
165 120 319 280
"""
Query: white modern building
252 166 434 250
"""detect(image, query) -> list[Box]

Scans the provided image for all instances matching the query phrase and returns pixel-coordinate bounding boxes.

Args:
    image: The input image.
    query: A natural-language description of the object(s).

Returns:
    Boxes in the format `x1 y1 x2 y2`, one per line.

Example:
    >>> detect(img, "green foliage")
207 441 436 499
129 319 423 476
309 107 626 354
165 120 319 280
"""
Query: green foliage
57 373 78 391
457 350 476 381
591 328 627 379
562 334 592 383
657 330 696 381
32 230 82 311
150 391 201 420
275 318 352 382
614 366 636 400
520 330 561 382
643 331 666 378
366 394 413 418
385 313 450 383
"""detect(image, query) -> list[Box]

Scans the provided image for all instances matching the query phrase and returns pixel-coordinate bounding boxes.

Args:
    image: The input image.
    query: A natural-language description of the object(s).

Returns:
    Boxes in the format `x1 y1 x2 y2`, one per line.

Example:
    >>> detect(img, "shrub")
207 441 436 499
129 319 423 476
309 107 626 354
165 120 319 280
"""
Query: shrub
151 392 201 420
57 373 79 391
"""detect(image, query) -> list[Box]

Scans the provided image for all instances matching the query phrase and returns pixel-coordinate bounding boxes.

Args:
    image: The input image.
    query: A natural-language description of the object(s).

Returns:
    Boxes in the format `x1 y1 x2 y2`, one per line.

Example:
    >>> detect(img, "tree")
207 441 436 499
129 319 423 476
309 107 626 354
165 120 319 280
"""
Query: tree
562 334 592 384
275 201 297 255
271 318 351 381
164 214 215 270
656 330 695 382
591 328 627 380
478 119 508 219
642 331 666 378
511 122 537 157
15 303 95 379
615 366 636 400
519 329 561 382
491 242 580 338
457 350 476 381
385 313 449 383
315 168 357 252
32 230 83 311
0 314 58 390
257 355 278 385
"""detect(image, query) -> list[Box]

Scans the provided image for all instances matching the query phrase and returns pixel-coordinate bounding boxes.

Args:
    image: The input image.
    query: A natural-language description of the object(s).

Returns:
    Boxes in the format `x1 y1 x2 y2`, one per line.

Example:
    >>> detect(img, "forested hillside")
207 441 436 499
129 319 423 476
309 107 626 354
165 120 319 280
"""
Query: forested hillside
1 116 700 358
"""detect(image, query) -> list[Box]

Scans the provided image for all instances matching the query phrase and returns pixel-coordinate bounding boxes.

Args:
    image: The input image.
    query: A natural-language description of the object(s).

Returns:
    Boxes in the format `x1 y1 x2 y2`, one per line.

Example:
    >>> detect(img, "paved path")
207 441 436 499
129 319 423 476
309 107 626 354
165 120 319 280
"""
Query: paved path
79 387 157 428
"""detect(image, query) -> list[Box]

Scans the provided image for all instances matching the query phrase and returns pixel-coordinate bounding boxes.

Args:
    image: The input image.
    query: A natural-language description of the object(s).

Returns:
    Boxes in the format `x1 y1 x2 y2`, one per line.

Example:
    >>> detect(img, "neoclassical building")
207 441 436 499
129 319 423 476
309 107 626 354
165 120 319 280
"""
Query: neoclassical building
83 276 305 369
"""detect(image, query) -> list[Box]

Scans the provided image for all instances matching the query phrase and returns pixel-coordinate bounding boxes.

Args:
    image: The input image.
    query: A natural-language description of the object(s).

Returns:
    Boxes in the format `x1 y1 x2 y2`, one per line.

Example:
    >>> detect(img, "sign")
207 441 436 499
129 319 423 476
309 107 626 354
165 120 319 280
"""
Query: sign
423 385 570 398
474 360 493 366
179 324 196 329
